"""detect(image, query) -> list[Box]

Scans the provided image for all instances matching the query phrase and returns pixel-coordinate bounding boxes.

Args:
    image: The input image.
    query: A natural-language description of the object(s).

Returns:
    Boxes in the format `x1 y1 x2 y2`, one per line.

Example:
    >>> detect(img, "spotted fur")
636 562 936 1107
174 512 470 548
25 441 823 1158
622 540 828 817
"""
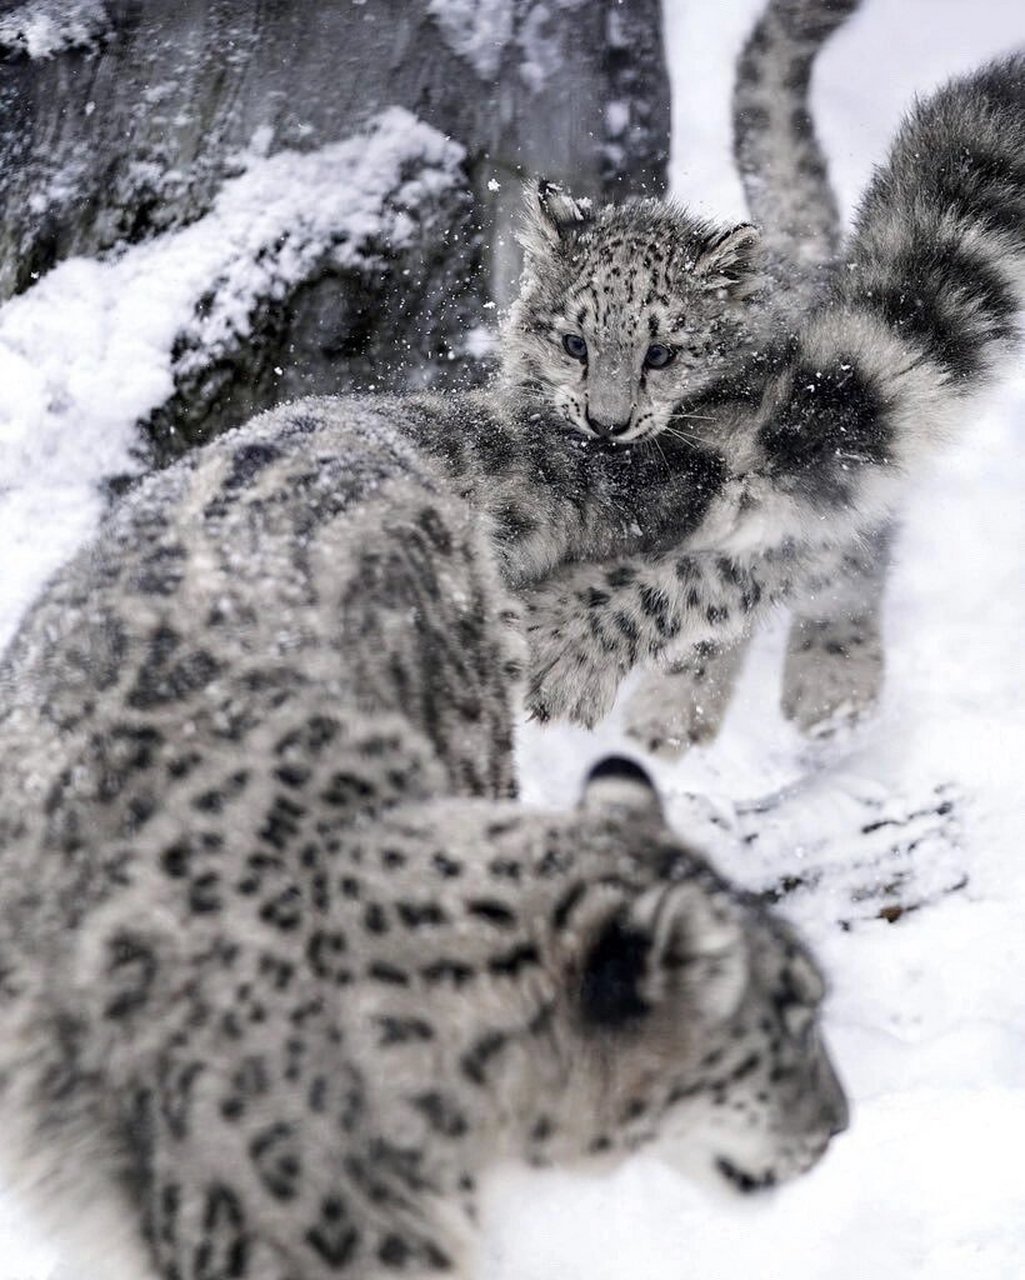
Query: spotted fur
0 405 846 1278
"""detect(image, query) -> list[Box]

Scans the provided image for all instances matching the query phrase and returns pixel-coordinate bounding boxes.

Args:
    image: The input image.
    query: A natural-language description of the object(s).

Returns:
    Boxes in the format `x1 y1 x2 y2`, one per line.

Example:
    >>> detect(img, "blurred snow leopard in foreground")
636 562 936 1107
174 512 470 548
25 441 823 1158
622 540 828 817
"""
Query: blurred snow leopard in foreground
0 406 847 1278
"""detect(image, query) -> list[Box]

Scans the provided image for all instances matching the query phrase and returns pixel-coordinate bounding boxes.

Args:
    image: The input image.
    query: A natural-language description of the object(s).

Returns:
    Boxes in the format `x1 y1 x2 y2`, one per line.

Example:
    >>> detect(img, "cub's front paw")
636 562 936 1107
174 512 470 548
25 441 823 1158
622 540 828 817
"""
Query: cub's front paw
527 639 624 729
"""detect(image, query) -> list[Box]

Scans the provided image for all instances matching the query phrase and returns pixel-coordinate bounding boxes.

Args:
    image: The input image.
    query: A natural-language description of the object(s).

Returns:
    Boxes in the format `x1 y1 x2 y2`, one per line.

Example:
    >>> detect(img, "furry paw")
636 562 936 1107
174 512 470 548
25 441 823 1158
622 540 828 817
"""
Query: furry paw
527 643 624 729
624 641 748 758
522 580 634 728
781 612 884 735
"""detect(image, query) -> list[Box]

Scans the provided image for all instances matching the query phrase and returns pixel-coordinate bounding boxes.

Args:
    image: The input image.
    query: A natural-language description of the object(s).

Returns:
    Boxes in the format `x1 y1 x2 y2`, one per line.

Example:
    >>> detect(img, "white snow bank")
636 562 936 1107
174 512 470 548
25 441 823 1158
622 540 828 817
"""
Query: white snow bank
0 107 463 646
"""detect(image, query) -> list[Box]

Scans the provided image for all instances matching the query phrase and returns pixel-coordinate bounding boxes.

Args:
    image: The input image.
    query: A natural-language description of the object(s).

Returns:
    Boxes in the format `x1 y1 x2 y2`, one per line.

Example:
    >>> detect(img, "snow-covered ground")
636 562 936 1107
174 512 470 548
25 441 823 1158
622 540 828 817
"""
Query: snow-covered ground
1 0 1024 1276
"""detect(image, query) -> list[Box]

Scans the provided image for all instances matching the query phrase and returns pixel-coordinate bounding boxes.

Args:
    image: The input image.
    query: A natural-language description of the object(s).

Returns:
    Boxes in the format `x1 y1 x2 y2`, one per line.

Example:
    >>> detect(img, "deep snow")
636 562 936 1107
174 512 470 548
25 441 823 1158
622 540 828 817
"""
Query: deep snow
1 0 1024 1276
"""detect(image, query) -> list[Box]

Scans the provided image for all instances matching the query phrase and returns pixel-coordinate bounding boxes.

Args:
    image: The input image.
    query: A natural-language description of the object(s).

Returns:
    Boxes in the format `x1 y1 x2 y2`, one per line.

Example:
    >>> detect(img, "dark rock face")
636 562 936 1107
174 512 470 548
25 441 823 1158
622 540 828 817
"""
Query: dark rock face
1 0 669 456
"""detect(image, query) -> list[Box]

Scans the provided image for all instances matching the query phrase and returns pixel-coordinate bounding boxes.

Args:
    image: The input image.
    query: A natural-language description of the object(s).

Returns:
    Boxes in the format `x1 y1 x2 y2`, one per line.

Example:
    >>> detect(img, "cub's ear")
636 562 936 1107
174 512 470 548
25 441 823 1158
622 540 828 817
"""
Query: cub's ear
519 178 593 255
579 755 663 821
579 882 748 1030
694 222 763 297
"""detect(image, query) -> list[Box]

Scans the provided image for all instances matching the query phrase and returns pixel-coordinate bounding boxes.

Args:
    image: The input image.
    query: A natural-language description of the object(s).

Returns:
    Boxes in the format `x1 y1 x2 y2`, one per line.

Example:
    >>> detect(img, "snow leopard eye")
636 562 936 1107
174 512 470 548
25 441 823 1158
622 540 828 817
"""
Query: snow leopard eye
562 333 588 362
644 343 675 369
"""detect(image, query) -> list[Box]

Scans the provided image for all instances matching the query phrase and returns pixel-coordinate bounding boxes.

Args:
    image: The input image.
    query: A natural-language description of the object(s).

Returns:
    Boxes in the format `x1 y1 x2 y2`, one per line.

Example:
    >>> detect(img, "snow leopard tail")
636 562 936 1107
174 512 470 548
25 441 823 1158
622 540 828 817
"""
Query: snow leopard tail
752 54 1025 531
733 0 862 272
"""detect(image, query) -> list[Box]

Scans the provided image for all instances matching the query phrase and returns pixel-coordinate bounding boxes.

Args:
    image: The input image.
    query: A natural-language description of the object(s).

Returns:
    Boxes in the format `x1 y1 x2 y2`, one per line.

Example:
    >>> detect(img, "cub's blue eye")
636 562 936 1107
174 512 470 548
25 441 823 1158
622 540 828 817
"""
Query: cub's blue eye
644 343 674 369
562 333 588 362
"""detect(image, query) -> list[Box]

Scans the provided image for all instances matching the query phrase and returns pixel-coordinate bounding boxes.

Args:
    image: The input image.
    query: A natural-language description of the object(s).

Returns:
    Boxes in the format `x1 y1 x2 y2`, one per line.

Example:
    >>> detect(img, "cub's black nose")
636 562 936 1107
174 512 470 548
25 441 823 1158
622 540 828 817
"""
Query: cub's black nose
586 414 632 438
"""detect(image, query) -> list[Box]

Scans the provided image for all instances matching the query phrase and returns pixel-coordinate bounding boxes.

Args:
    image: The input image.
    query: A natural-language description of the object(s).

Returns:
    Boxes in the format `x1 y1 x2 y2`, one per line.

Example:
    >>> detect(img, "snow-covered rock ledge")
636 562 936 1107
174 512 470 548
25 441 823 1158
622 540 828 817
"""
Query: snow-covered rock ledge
0 108 466 644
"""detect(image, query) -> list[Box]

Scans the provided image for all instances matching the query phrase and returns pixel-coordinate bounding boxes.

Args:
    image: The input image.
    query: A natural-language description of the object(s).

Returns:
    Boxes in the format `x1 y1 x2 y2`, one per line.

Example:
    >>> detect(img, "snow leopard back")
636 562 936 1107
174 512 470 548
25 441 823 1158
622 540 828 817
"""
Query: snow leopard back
0 397 524 896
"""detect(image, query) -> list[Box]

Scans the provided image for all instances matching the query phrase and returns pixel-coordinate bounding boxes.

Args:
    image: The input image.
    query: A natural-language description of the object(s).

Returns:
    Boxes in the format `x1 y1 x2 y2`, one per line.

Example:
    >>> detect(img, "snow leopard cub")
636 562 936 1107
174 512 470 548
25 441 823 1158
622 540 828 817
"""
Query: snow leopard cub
506 0 880 746
519 52 1025 728
0 401 846 1279
503 188 765 447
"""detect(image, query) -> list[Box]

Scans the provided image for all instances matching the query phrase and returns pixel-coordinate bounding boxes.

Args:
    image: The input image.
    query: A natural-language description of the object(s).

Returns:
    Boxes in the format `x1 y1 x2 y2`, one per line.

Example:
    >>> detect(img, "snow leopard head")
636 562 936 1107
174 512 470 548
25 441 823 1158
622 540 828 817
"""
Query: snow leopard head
503 181 767 444
571 758 849 1193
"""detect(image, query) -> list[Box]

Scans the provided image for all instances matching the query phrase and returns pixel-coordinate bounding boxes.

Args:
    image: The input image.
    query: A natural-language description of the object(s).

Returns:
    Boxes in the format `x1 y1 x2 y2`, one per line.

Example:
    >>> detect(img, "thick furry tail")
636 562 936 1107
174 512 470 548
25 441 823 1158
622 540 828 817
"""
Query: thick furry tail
752 54 1025 525
846 52 1025 388
733 0 863 273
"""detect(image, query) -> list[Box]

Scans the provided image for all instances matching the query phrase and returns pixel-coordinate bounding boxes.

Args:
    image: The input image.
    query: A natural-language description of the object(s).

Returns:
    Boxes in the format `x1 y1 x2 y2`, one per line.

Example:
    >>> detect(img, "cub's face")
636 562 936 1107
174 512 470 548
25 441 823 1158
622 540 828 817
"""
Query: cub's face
503 184 766 444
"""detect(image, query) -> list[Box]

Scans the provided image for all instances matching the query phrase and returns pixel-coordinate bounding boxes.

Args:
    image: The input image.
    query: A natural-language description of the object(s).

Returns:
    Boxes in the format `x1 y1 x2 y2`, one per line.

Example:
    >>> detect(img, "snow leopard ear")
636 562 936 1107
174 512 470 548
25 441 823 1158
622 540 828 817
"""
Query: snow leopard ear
579 756 663 821
579 882 748 1029
694 222 763 297
519 178 594 254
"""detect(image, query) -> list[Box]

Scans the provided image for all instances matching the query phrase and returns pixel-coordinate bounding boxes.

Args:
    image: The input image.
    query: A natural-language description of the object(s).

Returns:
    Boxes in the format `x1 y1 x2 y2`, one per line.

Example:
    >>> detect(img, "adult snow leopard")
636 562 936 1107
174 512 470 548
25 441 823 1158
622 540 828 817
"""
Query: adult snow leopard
514 52 1025 727
0 404 847 1279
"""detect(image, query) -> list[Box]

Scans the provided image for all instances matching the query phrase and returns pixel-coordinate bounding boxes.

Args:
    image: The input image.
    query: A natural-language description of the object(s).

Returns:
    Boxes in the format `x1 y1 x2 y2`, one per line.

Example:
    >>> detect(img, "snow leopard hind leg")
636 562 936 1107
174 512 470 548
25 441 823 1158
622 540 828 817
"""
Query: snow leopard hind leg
780 523 890 736
626 0 867 757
